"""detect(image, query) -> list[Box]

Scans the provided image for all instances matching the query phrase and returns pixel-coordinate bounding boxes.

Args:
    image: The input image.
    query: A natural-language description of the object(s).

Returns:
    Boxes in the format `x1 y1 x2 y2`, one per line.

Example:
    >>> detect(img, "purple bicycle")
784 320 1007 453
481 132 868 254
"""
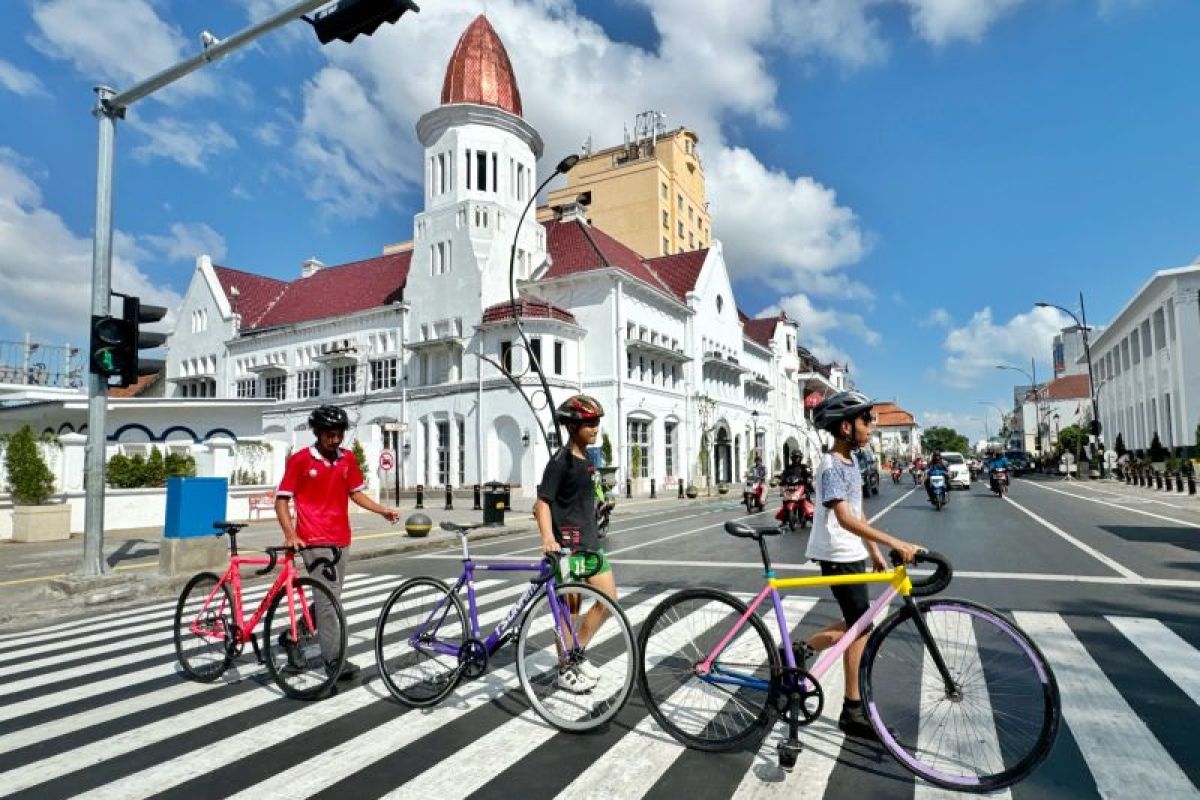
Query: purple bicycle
373 521 636 732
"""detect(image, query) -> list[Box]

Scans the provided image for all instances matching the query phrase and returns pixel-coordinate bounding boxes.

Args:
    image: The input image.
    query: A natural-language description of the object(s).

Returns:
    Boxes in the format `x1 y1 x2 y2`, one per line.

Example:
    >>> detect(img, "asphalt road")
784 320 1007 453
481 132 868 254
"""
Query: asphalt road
1 474 1197 799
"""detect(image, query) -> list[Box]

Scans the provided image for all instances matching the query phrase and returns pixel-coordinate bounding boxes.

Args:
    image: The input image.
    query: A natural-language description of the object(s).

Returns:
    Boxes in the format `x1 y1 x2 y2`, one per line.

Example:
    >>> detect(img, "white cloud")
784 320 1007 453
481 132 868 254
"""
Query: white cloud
772 0 889 68
29 0 218 103
0 60 47 97
254 121 283 147
922 307 953 327
760 292 880 365
904 0 1025 45
129 118 236 170
142 222 227 263
940 305 1071 388
0 147 181 341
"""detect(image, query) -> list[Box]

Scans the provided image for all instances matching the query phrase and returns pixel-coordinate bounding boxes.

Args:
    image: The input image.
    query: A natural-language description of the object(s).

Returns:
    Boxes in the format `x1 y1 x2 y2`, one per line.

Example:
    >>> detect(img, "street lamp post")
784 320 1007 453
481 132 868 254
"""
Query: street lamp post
976 402 1005 446
995 361 1043 455
751 409 760 464
1036 294 1102 475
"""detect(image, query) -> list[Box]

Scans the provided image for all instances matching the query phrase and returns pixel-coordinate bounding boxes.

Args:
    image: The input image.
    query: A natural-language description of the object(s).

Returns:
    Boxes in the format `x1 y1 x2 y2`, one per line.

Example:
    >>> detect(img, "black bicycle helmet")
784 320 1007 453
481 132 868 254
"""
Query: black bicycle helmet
556 394 604 423
308 404 349 431
812 390 875 434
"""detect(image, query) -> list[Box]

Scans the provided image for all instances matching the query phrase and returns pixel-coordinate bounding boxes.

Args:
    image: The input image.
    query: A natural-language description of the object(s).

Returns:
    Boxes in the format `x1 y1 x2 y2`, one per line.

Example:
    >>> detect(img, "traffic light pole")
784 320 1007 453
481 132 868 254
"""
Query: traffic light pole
79 0 341 576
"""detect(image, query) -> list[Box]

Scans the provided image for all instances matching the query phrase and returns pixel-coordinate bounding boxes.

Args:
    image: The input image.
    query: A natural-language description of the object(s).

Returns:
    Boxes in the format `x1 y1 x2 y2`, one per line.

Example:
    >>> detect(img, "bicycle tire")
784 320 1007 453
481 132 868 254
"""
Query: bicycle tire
173 571 234 682
637 588 779 751
262 577 346 700
861 598 1060 792
515 582 636 732
375 576 466 707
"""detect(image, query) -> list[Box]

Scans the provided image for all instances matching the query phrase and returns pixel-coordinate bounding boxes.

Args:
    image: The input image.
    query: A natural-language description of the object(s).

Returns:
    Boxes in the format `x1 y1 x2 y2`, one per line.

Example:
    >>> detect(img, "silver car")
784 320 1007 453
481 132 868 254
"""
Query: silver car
940 452 972 489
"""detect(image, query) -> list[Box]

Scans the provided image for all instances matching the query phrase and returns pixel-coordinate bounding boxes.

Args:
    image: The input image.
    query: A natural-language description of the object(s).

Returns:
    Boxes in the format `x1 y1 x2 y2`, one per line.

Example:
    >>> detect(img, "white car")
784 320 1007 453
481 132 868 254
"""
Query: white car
940 452 971 489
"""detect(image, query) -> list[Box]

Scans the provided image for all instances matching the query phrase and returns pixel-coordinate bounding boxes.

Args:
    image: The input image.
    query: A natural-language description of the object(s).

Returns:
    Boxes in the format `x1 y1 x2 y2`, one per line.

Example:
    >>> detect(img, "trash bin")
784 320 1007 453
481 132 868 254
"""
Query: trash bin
482 481 510 526
164 477 229 539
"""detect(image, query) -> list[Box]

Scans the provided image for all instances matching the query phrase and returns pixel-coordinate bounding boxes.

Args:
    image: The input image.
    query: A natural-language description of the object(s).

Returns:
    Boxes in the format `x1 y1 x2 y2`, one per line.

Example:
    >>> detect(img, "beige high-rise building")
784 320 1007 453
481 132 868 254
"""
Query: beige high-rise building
541 114 711 258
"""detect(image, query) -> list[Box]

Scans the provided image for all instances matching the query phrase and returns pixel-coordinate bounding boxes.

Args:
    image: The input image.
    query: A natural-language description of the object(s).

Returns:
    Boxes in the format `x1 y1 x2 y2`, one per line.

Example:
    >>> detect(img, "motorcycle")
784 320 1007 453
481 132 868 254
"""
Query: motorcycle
989 467 1009 498
775 479 814 531
891 466 902 484
911 467 924 486
743 473 767 513
928 473 947 510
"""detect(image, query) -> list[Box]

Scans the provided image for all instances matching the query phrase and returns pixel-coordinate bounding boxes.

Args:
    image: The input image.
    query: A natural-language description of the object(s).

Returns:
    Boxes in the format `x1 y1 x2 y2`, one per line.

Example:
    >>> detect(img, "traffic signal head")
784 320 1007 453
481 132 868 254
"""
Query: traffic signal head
1089 418 1102 437
120 296 167 389
310 0 420 45
90 315 130 379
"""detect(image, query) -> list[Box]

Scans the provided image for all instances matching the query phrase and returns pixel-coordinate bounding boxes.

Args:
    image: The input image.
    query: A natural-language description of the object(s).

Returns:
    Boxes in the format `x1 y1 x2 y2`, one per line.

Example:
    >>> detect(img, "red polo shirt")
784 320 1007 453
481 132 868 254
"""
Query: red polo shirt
277 446 366 547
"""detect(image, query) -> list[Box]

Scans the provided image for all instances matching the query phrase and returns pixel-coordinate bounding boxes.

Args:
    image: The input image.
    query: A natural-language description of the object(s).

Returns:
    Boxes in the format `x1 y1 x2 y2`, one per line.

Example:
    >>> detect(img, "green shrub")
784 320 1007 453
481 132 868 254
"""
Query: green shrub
630 445 642 479
1149 432 1167 463
165 452 196 479
5 425 56 504
352 440 368 488
1114 433 1126 457
143 446 167 487
601 433 613 466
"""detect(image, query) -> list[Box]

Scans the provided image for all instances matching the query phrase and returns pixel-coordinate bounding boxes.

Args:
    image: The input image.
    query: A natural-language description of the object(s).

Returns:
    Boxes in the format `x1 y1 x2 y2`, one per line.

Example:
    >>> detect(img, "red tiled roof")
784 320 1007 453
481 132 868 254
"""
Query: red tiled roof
874 401 916 428
742 317 779 348
107 371 162 398
216 252 409 332
542 220 678 301
441 16 523 117
643 249 708 303
1044 374 1091 400
212 266 288 329
481 298 577 325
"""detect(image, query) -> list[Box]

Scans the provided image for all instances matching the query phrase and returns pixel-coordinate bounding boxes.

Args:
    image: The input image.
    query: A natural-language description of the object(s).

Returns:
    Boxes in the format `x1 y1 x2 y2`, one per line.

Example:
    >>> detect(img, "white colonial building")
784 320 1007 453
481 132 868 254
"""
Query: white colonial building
1088 264 1200 453
163 16 834 495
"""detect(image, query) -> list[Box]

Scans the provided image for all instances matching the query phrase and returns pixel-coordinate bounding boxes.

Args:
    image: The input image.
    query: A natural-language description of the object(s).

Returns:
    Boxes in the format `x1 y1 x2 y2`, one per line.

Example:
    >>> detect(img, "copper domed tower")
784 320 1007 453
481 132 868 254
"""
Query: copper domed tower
440 15 523 117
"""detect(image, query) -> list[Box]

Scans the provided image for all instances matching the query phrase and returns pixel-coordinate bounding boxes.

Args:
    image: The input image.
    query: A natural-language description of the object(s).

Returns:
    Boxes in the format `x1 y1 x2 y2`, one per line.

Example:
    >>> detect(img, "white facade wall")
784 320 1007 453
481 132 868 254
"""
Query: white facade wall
1090 267 1200 452
165 256 235 398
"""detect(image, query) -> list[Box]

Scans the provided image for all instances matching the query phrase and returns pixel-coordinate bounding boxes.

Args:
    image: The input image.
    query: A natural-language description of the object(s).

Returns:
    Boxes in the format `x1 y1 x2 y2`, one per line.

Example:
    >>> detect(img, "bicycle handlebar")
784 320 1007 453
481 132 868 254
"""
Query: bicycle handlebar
531 549 606 585
252 545 343 578
892 549 953 597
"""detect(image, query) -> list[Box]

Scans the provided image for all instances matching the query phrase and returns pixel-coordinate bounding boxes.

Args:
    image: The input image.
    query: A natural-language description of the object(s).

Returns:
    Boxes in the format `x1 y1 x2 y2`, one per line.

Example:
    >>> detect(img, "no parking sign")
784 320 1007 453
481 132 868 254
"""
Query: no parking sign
379 450 395 472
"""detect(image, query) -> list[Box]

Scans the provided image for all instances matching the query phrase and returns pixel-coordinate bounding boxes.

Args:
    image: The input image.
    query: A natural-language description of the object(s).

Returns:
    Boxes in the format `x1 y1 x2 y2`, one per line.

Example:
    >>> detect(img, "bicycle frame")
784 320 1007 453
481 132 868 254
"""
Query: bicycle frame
191 553 312 644
411 537 581 660
697 566 917 693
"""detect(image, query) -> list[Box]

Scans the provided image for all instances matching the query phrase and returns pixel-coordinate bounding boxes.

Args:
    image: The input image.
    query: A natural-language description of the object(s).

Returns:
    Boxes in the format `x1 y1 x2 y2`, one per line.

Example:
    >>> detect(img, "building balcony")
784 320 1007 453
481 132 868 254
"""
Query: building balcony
745 373 773 392
405 336 465 353
627 339 691 363
703 351 748 377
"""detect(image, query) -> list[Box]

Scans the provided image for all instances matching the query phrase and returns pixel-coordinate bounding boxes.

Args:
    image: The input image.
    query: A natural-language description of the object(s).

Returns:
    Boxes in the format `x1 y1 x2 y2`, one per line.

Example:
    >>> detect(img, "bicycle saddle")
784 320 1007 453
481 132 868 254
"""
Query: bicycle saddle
724 521 783 539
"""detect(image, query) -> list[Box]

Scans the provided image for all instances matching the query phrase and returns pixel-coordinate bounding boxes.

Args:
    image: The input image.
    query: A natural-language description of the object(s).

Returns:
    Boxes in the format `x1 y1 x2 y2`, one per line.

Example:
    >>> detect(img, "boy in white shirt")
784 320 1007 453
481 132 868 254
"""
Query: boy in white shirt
805 391 921 738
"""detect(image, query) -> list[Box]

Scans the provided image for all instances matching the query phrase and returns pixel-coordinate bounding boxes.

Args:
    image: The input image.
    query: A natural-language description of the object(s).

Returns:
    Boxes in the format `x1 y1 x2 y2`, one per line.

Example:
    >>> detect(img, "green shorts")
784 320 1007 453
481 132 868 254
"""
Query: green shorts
553 550 612 582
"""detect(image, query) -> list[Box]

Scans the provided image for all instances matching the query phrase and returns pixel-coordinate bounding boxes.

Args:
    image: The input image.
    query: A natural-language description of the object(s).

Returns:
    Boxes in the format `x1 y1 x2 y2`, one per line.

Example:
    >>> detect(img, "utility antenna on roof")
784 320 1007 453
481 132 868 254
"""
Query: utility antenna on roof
633 111 667 158
582 134 593 158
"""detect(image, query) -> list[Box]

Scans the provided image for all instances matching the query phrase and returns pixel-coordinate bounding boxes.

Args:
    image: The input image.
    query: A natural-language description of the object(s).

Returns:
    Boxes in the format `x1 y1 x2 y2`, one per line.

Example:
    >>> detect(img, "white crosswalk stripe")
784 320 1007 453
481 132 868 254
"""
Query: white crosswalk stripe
1015 611 1200 799
1 582 1199 800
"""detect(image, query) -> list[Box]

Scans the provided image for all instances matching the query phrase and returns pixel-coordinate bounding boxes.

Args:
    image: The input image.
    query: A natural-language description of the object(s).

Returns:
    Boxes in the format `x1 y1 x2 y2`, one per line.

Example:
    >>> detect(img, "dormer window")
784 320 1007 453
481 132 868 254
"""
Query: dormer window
716 296 724 314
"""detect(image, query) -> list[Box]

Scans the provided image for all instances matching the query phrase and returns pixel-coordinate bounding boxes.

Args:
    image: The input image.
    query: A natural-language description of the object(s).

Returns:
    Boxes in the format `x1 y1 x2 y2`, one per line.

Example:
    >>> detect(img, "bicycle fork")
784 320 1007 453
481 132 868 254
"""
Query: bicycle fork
900 595 960 699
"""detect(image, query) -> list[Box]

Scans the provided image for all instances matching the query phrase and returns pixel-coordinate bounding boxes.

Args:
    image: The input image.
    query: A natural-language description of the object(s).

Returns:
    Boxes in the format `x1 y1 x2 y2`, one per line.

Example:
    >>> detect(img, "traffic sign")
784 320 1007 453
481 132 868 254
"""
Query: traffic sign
379 450 395 471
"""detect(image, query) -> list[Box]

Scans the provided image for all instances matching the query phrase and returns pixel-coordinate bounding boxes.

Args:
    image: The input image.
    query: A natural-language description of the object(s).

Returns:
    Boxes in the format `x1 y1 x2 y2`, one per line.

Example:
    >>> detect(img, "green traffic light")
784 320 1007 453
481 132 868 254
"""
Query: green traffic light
99 349 115 372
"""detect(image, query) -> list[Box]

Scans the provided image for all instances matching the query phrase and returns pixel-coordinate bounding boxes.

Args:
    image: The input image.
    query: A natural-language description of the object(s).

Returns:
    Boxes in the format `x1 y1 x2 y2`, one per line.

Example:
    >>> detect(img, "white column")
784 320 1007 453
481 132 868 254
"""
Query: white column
425 417 438 487
206 435 236 480
59 432 87 492
448 415 460 487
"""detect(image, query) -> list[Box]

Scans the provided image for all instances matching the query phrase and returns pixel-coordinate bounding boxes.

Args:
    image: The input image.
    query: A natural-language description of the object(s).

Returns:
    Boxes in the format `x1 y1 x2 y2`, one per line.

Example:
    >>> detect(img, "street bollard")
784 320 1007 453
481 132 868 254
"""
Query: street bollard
1189 475 1196 496
415 483 424 509
472 484 481 510
1156 474 1164 491
445 484 453 510
626 478 632 499
1177 474 1185 493
650 478 657 499
678 481 685 499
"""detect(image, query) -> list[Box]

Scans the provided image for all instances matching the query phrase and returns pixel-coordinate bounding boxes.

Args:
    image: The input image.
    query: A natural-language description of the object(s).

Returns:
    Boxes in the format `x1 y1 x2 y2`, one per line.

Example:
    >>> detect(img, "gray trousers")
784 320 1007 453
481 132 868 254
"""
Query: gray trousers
301 546 348 663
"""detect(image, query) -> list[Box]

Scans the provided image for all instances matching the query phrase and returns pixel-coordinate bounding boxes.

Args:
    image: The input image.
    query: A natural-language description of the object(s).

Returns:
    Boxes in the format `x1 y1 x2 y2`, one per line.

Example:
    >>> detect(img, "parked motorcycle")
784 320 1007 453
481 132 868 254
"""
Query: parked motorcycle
743 473 767 513
989 467 1009 498
775 479 814 531
929 473 947 510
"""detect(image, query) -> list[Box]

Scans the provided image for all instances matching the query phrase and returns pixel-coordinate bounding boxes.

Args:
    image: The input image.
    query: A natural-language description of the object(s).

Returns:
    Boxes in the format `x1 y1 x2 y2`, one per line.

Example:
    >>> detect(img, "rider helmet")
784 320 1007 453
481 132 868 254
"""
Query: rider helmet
812 391 875 436
555 394 604 424
308 404 349 432
790 452 803 464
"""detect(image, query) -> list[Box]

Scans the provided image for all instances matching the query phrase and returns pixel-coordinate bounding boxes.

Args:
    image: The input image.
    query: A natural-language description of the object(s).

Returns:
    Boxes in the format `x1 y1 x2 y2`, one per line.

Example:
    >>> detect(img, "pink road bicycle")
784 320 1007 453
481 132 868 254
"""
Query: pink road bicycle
172 521 348 700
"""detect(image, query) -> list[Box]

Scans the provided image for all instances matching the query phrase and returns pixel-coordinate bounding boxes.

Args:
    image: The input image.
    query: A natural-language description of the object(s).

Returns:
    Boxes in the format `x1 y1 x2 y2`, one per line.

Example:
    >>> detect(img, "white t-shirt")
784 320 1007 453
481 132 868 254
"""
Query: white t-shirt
805 452 868 563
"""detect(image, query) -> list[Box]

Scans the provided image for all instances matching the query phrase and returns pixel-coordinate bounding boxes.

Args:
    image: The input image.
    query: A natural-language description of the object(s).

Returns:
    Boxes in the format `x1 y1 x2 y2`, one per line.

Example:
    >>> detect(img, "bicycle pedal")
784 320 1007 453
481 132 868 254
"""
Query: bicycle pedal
776 739 801 771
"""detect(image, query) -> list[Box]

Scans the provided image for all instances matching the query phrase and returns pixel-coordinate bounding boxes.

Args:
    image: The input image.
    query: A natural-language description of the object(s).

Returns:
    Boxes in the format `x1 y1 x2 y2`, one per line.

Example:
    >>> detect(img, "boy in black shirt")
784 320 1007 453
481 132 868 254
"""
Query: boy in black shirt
534 394 615 693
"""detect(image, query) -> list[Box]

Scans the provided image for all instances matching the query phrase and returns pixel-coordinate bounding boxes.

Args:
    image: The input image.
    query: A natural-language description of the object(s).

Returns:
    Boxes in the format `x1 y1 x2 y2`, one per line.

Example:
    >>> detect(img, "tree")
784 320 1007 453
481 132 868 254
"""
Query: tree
601 432 613 466
1057 424 1087 459
144 446 167 488
630 444 642 480
922 426 969 455
1114 432 1126 457
5 425 55 504
1148 431 1167 464
352 440 369 487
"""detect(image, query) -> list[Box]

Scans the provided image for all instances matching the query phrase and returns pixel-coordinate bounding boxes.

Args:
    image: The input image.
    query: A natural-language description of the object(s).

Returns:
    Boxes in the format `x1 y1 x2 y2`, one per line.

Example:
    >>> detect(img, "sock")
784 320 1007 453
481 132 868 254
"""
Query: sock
843 698 862 710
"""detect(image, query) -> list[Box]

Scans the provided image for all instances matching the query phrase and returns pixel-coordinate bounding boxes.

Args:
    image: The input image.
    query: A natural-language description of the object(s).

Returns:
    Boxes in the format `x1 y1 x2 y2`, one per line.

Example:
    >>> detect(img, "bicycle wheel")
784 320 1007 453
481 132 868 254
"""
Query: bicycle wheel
861 598 1060 792
173 571 234 682
637 588 779 751
375 576 466 707
516 582 636 732
262 577 347 700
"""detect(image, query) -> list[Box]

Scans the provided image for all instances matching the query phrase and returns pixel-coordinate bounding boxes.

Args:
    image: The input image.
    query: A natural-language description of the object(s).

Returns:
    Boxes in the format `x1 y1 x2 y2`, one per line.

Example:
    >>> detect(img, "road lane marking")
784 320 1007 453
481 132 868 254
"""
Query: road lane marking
1046 479 1199 512
1001 495 1141 580
498 506 726 556
1015 612 1198 799
869 487 916 523
1023 479 1200 529
1107 616 1200 706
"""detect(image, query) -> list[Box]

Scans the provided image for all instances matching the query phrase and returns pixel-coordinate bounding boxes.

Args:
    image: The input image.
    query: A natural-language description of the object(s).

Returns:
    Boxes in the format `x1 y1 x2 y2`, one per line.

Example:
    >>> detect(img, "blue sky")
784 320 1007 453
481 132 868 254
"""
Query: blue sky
0 0 1196 442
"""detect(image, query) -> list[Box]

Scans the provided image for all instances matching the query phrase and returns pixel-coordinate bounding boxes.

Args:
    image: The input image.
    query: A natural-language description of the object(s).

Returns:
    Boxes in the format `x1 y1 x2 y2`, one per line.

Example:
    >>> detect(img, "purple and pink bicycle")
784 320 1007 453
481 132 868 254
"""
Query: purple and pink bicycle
637 521 1060 792
373 521 636 732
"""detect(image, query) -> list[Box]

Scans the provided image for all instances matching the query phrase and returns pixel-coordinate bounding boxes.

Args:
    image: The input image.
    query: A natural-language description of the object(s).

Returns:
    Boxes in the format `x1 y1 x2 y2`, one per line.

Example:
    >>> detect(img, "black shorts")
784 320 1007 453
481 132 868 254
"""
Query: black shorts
818 559 872 633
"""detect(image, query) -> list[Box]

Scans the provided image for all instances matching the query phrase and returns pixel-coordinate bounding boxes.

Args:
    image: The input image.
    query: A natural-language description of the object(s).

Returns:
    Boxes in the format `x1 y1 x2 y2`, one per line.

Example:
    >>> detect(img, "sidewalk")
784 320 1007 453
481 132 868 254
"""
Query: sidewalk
0 493 694 631
1023 472 1200 513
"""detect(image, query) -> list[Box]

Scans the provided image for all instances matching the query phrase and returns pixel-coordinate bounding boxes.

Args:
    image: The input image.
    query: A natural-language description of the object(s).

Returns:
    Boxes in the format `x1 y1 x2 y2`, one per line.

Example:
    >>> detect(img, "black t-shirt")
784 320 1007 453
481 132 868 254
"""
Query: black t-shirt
537 448 600 552
782 464 811 485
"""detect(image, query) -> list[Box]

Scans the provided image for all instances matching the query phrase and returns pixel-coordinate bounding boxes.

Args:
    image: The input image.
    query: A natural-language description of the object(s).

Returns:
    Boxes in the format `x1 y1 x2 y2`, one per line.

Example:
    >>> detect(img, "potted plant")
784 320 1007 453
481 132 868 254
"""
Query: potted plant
685 484 698 499
1149 432 1167 474
630 447 643 495
717 483 730 495
5 425 69 542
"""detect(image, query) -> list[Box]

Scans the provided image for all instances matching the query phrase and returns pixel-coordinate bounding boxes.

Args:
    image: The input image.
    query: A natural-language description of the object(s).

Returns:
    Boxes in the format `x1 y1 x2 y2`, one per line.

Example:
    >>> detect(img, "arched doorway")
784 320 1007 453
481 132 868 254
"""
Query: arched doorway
715 427 732 484
489 416 523 486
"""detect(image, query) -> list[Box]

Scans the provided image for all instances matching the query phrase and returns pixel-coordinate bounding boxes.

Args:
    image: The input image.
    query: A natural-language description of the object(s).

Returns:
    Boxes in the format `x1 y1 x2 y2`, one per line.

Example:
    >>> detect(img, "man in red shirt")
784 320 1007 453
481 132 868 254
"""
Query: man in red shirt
275 404 400 680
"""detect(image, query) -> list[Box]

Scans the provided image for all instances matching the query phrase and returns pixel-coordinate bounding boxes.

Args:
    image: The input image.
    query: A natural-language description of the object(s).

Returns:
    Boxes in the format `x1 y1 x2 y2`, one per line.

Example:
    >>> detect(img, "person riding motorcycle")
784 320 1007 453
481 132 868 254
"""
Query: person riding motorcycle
986 450 1010 493
749 456 767 483
924 453 951 504
781 452 812 488
745 456 768 508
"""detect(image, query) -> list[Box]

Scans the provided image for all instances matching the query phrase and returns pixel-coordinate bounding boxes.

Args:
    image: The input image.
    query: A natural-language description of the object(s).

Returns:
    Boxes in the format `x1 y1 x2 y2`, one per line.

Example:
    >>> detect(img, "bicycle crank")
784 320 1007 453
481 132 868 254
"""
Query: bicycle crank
457 638 489 679
776 668 824 726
